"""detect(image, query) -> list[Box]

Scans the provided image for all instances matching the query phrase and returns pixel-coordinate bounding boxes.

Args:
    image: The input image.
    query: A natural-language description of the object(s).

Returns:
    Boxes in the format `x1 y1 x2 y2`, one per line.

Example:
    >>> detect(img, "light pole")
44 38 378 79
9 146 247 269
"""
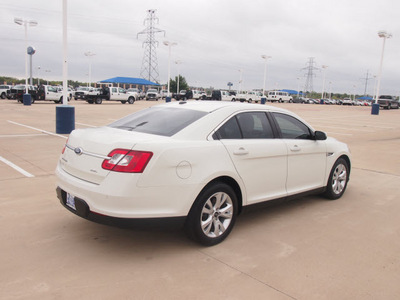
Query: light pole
261 55 271 99
45 70 51 85
37 66 41 85
297 77 300 99
163 41 177 101
84 51 96 87
175 60 182 94
321 65 328 100
238 69 243 92
14 17 37 96
372 30 392 115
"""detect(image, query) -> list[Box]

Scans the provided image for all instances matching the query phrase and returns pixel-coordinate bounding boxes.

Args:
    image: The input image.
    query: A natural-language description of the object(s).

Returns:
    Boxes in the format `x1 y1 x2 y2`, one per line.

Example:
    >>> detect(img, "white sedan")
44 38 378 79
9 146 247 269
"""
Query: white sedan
56 101 351 245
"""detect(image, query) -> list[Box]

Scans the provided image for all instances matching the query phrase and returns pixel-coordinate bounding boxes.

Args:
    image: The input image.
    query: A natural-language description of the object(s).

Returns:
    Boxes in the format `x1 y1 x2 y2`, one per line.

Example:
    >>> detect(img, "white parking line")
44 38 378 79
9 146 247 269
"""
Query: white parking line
76 122 96 127
326 132 353 136
0 134 46 138
0 156 34 178
7 120 68 139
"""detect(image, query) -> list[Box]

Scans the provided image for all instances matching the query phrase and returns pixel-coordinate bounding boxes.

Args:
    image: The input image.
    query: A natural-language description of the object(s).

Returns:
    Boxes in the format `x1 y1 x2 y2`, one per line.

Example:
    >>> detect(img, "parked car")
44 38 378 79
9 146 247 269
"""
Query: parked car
378 95 400 109
8 85 38 102
342 98 353 105
0 85 12 99
36 85 67 103
159 89 169 99
74 87 90 100
127 88 145 100
267 91 293 103
146 89 160 101
211 90 236 101
56 101 351 246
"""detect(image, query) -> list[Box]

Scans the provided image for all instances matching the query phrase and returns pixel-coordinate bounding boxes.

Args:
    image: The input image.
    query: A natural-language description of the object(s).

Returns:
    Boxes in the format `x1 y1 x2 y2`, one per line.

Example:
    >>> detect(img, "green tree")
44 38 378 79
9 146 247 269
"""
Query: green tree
169 75 189 93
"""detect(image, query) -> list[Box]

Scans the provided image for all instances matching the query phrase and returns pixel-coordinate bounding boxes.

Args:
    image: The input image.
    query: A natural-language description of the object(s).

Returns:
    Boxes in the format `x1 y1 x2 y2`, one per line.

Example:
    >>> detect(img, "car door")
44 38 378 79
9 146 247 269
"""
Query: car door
272 112 327 195
216 111 288 204
46 86 58 101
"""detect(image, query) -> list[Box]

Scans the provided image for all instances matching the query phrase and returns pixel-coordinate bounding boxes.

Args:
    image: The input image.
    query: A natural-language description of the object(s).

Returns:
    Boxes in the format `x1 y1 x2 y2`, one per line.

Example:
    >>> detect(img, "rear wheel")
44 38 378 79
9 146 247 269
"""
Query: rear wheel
95 98 102 104
323 158 349 200
185 183 237 246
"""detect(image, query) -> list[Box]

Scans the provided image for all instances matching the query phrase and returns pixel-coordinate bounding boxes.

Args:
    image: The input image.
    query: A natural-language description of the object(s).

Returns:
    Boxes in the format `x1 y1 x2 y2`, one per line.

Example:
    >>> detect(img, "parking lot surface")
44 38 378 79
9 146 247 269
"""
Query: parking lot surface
1 99 399 299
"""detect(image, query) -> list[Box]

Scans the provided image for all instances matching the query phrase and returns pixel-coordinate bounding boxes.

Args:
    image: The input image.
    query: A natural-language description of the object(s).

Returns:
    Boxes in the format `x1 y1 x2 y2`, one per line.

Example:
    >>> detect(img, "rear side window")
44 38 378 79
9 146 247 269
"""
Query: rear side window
215 112 274 139
109 107 207 137
273 113 312 139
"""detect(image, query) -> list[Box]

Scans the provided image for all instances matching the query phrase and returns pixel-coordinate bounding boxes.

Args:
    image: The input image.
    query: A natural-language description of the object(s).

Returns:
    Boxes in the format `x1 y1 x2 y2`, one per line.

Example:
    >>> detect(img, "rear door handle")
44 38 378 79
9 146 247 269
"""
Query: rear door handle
290 145 301 152
233 147 249 155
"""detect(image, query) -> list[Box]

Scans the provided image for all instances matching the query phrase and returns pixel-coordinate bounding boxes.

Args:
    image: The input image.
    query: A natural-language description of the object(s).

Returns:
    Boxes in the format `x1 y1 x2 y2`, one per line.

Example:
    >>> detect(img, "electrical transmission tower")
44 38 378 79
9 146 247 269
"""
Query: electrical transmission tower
137 9 165 83
302 57 318 94
361 70 372 96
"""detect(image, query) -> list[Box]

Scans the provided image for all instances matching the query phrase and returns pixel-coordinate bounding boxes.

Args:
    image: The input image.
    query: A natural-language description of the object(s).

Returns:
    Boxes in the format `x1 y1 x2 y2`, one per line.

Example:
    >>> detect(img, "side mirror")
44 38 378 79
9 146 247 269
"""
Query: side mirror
314 131 327 140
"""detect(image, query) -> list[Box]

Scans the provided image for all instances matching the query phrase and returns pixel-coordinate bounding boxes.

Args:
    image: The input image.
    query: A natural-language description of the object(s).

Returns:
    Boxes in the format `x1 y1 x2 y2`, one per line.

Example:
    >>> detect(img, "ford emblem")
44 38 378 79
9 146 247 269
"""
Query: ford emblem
74 147 83 155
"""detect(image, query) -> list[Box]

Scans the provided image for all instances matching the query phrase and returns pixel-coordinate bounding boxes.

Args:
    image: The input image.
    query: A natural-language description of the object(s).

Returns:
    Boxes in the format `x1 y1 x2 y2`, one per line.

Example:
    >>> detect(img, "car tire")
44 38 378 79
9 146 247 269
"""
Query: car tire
128 97 135 104
323 158 349 200
95 98 102 104
185 182 237 246
1 93 6 99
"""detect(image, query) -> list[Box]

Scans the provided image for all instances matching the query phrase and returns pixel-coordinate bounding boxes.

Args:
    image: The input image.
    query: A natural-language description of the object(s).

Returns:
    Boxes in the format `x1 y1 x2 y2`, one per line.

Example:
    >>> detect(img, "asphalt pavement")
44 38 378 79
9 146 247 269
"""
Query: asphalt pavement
1 99 399 299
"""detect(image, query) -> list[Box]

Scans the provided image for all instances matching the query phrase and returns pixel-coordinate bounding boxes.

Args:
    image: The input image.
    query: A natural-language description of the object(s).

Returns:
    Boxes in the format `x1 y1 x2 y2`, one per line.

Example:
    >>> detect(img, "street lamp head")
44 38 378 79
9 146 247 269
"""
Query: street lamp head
164 41 177 46
261 55 271 60
322 65 328 69
28 20 38 27
378 31 392 38
14 17 23 25
84 51 96 57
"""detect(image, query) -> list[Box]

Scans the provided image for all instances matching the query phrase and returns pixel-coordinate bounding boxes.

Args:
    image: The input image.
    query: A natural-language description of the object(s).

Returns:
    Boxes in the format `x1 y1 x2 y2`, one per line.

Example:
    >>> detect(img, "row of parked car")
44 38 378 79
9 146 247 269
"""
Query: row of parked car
1 84 399 109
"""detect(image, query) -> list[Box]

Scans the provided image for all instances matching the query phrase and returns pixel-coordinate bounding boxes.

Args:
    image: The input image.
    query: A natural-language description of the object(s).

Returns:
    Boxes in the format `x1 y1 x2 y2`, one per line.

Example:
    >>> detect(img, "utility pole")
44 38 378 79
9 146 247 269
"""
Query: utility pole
137 9 165 83
302 57 318 96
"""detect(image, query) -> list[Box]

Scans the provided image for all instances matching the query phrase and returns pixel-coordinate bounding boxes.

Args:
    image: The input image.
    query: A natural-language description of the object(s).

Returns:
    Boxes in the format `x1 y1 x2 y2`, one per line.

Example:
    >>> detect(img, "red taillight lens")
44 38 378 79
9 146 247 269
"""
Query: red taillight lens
102 149 153 173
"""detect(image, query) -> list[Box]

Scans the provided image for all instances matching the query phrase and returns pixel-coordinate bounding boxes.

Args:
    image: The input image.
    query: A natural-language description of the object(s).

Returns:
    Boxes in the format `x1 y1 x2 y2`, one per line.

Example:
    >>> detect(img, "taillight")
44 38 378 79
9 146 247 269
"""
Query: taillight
102 149 153 173
62 138 69 154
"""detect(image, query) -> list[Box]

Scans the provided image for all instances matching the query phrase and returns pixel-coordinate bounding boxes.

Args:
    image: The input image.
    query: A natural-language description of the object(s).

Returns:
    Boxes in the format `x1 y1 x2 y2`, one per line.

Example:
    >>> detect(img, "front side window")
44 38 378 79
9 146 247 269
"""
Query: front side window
215 112 274 139
273 113 312 139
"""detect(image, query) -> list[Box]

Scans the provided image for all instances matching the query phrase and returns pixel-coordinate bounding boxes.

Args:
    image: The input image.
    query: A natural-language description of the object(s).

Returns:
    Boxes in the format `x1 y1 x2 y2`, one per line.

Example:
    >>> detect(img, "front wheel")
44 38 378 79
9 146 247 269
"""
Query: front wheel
128 97 135 104
323 158 349 200
185 183 237 246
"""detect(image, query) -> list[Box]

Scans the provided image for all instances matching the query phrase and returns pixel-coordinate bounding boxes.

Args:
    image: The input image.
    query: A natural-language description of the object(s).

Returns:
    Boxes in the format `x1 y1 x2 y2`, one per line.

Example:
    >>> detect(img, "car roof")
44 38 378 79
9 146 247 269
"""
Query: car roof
157 100 289 114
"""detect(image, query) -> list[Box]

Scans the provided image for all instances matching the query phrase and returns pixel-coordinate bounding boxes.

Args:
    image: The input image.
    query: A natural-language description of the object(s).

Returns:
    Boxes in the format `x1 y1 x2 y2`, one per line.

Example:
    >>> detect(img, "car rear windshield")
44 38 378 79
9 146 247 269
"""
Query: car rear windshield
108 107 208 136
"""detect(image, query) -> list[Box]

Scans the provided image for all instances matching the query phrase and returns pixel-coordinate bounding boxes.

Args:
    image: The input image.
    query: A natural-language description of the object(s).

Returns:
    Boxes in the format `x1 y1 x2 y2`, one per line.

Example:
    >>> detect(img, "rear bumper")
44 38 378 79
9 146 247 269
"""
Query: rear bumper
56 186 186 228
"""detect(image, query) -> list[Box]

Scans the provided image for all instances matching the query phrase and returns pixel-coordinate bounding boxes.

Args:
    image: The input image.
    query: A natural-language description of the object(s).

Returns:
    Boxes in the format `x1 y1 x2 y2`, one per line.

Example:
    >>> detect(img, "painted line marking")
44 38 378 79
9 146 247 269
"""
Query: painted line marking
0 134 46 138
0 156 34 178
326 132 353 136
317 125 374 132
76 122 96 127
7 121 68 139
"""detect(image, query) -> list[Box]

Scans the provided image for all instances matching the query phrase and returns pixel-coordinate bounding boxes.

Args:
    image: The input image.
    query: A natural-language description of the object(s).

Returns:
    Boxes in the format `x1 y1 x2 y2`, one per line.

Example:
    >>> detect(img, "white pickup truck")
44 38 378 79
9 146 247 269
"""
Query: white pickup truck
37 85 68 103
85 86 137 104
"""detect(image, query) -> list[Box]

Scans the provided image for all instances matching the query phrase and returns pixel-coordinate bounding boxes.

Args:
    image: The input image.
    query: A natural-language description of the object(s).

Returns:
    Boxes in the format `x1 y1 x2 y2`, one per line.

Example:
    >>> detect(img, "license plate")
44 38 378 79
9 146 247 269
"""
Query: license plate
66 193 76 210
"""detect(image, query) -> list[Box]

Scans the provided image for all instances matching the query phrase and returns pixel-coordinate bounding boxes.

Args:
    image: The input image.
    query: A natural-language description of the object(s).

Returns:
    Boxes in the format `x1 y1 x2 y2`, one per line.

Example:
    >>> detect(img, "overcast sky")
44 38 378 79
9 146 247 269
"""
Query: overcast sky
0 0 399 95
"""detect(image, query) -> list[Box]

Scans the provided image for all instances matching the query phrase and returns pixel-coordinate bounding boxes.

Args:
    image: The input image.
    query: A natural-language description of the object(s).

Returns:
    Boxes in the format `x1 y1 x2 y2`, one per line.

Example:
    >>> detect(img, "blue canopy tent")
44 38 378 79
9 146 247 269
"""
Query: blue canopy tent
356 96 373 100
280 89 303 95
99 77 160 86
